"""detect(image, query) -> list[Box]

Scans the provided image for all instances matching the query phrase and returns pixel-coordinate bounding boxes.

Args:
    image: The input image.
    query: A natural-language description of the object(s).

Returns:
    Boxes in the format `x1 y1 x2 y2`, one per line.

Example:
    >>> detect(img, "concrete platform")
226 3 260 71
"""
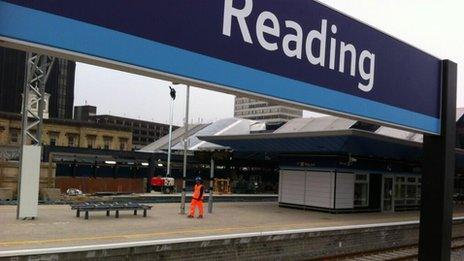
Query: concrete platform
1 202 464 253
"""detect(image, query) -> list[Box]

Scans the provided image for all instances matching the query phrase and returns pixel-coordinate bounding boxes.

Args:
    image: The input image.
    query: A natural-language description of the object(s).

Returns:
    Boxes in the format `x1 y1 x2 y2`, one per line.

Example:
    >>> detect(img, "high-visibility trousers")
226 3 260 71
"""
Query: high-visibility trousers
189 199 204 216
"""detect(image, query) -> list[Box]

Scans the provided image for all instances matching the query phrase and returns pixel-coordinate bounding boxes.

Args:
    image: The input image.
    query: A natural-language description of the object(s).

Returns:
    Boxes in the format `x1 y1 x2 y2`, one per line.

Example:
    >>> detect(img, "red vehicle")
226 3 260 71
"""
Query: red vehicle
150 176 175 194
151 176 164 187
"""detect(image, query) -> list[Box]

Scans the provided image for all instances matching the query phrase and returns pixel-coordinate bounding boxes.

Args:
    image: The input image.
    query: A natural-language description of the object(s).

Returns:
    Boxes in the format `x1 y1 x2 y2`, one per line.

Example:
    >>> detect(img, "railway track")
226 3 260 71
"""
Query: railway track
330 237 464 261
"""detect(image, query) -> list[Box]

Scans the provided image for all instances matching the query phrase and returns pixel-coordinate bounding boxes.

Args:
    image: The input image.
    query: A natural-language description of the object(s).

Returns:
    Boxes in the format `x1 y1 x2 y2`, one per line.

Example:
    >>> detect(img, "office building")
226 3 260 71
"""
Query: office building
88 114 176 149
234 96 303 123
0 47 75 119
74 105 97 122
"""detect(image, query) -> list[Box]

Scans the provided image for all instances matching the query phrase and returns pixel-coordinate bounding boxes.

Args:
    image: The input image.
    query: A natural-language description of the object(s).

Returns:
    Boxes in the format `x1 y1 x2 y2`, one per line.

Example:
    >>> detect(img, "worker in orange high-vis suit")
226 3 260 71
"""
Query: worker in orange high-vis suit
188 177 204 218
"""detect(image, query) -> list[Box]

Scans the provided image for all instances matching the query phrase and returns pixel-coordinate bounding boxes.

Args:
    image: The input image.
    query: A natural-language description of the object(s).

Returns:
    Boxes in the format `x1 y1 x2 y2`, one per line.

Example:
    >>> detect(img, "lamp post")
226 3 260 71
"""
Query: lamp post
180 85 190 214
166 86 176 177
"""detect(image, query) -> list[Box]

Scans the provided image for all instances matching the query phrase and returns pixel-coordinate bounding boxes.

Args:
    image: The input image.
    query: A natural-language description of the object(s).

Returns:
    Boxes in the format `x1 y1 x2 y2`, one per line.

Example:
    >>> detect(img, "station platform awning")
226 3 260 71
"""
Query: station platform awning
199 130 464 167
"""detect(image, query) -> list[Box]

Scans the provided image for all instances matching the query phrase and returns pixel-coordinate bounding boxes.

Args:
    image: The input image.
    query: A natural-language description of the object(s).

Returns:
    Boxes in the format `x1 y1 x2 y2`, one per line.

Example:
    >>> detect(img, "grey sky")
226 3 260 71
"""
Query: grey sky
74 0 464 126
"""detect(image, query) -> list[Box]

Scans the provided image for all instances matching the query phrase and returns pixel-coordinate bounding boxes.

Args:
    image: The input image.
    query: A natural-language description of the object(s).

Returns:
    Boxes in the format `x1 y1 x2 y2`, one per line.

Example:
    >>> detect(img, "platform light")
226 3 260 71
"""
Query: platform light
166 85 177 177
105 160 116 165
141 162 149 166
157 163 164 167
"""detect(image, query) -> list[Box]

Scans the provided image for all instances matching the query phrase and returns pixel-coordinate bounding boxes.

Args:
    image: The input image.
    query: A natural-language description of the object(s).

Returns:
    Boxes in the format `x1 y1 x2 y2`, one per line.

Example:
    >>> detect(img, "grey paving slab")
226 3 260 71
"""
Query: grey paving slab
0 202 463 252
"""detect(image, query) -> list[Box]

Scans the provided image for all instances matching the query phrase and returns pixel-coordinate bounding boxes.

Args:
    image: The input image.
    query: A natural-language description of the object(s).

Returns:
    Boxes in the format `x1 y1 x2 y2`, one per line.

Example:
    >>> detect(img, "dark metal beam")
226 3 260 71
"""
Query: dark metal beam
419 60 457 260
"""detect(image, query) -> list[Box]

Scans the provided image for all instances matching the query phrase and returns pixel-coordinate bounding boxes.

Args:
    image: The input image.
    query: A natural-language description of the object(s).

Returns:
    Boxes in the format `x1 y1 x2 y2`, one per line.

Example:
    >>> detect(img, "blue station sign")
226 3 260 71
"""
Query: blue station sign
0 0 442 134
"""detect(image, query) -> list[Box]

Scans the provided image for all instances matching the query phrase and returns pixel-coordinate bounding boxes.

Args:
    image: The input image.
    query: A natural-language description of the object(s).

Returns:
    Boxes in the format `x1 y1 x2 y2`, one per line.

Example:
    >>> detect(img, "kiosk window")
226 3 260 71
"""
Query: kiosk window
354 174 369 207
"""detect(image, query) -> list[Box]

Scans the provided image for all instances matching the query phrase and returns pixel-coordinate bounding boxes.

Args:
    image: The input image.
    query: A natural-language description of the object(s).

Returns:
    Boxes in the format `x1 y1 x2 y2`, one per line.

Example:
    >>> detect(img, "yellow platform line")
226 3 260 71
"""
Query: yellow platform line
0 214 438 248
0 220 347 247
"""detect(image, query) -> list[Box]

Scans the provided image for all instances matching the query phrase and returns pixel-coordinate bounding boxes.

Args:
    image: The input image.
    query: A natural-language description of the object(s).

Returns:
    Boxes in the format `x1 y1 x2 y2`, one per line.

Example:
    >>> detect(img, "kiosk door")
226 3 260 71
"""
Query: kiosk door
382 176 395 212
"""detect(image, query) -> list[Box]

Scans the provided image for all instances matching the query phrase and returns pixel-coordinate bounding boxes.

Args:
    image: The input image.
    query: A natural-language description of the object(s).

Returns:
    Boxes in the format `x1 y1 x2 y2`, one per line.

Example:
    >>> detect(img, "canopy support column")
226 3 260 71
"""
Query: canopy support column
419 60 457 261
17 53 54 220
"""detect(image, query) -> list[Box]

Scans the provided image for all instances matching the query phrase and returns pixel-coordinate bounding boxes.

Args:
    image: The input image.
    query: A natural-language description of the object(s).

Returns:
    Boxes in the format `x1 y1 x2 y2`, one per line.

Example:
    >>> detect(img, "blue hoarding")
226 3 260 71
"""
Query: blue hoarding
0 0 442 134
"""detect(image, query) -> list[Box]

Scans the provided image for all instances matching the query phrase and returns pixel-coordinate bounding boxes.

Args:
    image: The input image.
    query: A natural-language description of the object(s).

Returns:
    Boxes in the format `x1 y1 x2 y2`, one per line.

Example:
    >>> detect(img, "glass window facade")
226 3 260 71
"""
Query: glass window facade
351 173 421 211
394 175 421 207
234 96 303 123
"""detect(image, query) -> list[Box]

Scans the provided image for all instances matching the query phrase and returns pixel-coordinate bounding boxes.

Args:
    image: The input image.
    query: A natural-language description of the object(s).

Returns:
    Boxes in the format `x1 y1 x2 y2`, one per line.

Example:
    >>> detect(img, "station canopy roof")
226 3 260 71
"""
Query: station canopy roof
274 117 357 133
138 123 209 153
139 118 256 153
199 129 423 161
139 111 464 166
197 112 464 163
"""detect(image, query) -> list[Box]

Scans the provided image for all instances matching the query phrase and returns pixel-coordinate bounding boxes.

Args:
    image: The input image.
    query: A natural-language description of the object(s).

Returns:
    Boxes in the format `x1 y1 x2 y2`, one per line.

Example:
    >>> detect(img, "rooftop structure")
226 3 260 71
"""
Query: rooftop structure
139 118 256 153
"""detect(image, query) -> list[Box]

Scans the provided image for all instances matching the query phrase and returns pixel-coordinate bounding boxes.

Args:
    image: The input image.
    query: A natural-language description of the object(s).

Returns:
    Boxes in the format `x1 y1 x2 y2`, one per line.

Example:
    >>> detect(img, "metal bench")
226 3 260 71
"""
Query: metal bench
71 202 152 220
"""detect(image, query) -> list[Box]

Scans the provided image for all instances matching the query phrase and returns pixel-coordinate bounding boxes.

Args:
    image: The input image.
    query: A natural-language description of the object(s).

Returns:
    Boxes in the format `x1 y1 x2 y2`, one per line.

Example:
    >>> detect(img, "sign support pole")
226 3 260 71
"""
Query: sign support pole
419 60 457 261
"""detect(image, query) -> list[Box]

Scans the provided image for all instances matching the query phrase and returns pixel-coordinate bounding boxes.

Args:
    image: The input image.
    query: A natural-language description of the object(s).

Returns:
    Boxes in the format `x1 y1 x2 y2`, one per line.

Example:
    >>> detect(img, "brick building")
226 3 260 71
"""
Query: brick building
0 111 132 151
